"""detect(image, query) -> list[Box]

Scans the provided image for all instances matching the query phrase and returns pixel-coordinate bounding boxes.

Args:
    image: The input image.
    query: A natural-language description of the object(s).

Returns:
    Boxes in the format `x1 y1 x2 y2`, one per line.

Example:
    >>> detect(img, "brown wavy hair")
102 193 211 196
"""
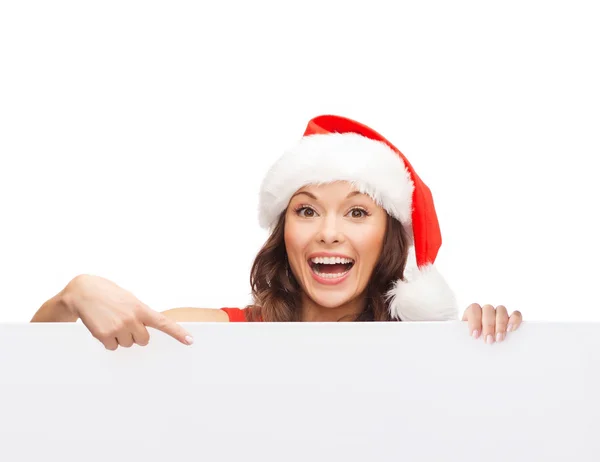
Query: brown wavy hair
244 210 410 322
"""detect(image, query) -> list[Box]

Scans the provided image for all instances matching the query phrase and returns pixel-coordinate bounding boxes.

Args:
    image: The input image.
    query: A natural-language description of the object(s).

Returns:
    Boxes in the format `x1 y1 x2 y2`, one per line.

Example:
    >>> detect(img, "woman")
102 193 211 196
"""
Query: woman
31 114 523 349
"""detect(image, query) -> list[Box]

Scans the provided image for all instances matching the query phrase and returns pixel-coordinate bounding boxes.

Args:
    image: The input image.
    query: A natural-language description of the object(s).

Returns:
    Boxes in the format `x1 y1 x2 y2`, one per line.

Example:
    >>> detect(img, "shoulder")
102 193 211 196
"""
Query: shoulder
220 307 256 322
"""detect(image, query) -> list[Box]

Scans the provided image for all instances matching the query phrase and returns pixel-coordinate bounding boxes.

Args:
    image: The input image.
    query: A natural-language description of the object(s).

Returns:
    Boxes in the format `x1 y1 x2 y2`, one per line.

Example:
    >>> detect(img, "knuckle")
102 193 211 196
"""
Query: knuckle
122 315 138 327
132 302 146 315
95 329 113 340
96 323 123 339
110 321 125 333
154 315 169 329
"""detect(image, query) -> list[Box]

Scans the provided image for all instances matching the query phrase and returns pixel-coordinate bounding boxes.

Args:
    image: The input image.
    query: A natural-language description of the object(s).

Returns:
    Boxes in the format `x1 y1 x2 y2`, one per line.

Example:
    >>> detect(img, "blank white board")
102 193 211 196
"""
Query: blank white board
0 321 598 461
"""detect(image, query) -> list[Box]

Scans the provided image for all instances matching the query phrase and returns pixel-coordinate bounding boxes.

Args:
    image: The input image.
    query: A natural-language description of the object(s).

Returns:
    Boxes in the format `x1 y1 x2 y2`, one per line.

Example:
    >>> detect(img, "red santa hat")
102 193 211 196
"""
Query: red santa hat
258 115 458 321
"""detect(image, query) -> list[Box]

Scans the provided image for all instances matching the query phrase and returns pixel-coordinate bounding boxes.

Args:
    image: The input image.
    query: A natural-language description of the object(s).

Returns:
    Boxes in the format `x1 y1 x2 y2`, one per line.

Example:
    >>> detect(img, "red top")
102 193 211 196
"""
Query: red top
220 307 250 322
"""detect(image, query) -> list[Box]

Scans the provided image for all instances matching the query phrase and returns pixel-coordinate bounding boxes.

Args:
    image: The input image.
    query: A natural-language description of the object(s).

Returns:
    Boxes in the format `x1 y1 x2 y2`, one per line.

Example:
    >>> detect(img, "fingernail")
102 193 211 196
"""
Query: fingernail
496 332 503 342
185 335 194 345
486 335 494 344
472 330 479 339
507 323 513 332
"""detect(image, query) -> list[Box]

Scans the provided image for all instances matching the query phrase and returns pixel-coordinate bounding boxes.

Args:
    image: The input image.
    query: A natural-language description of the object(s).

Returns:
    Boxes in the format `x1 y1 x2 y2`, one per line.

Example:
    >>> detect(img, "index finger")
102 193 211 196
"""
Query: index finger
142 309 194 345
463 303 482 339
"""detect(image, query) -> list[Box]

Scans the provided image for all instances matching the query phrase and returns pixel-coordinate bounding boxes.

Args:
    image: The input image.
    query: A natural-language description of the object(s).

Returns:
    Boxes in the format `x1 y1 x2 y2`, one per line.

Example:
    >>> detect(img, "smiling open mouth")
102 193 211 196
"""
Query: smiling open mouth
308 256 355 279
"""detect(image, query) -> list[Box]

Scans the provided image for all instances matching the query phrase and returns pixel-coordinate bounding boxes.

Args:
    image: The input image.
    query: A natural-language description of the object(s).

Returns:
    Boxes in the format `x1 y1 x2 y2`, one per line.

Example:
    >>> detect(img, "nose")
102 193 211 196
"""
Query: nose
316 215 344 245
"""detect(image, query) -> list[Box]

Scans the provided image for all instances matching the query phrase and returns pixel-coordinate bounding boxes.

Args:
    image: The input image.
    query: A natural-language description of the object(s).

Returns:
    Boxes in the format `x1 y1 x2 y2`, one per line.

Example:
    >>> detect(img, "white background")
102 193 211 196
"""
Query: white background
1 0 599 322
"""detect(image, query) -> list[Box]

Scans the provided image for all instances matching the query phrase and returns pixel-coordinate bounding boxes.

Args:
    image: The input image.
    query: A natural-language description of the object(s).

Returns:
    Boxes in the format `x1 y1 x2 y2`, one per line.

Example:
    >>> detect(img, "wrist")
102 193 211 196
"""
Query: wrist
60 276 83 319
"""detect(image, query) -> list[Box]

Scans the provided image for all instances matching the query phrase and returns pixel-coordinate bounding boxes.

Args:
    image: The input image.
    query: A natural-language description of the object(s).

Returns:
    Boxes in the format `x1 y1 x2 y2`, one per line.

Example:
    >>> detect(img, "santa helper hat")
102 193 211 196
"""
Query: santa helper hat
258 115 459 321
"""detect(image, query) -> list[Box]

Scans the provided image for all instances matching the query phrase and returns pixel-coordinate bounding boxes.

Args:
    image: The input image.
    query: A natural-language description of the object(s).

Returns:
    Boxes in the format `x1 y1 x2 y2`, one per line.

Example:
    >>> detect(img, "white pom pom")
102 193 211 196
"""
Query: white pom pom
386 264 459 321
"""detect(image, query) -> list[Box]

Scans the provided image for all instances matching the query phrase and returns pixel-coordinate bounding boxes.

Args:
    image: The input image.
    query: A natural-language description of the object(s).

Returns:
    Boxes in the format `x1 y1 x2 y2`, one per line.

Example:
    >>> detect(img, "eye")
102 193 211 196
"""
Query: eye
348 207 369 218
296 206 318 218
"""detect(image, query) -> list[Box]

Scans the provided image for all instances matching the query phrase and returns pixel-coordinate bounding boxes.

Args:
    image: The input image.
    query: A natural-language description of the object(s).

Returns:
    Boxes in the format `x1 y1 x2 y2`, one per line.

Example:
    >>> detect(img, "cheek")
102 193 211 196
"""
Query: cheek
284 222 311 266
353 227 386 268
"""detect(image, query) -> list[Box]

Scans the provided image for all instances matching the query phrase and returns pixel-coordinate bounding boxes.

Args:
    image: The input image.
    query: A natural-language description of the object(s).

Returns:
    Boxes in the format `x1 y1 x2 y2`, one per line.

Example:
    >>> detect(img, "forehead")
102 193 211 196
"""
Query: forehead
294 181 373 201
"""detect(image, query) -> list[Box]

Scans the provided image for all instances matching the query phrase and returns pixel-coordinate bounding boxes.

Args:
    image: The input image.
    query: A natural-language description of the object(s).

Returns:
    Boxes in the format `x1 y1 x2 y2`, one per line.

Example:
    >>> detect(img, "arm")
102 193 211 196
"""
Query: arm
161 308 229 322
30 297 229 323
31 275 229 324
29 274 230 350
30 289 77 323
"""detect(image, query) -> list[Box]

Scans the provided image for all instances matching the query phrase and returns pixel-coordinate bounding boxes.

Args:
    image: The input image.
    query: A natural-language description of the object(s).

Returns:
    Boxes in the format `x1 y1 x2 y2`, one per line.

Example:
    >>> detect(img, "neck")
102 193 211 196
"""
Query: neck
299 293 367 322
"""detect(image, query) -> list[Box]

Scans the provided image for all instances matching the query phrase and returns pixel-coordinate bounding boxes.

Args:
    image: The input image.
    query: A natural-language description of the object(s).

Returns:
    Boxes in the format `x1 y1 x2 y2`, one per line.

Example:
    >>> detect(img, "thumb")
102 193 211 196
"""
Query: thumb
143 309 194 345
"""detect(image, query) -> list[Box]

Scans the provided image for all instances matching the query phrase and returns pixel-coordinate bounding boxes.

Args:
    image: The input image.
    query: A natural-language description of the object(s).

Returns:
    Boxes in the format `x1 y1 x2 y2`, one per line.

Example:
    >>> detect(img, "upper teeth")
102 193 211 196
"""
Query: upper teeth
310 256 353 264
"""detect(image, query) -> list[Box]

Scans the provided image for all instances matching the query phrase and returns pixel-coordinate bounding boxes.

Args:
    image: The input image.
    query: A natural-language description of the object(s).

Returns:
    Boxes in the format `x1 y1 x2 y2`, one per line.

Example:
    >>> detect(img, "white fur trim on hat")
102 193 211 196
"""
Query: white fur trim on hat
386 263 459 321
258 133 414 230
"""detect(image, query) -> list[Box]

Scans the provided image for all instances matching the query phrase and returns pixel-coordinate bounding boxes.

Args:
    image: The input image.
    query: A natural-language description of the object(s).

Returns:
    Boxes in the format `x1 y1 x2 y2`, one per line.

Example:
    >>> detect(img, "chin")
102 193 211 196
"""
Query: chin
304 286 358 309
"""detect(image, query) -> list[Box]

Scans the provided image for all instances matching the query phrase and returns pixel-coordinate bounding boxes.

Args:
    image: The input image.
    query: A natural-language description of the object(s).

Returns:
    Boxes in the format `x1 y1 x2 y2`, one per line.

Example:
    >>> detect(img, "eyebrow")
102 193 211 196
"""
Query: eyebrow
346 191 362 198
291 190 364 200
291 191 318 200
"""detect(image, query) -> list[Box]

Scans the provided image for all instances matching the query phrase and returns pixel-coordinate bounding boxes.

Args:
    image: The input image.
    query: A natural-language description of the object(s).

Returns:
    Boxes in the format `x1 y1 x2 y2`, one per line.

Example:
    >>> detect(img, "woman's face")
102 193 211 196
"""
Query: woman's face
284 181 387 313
